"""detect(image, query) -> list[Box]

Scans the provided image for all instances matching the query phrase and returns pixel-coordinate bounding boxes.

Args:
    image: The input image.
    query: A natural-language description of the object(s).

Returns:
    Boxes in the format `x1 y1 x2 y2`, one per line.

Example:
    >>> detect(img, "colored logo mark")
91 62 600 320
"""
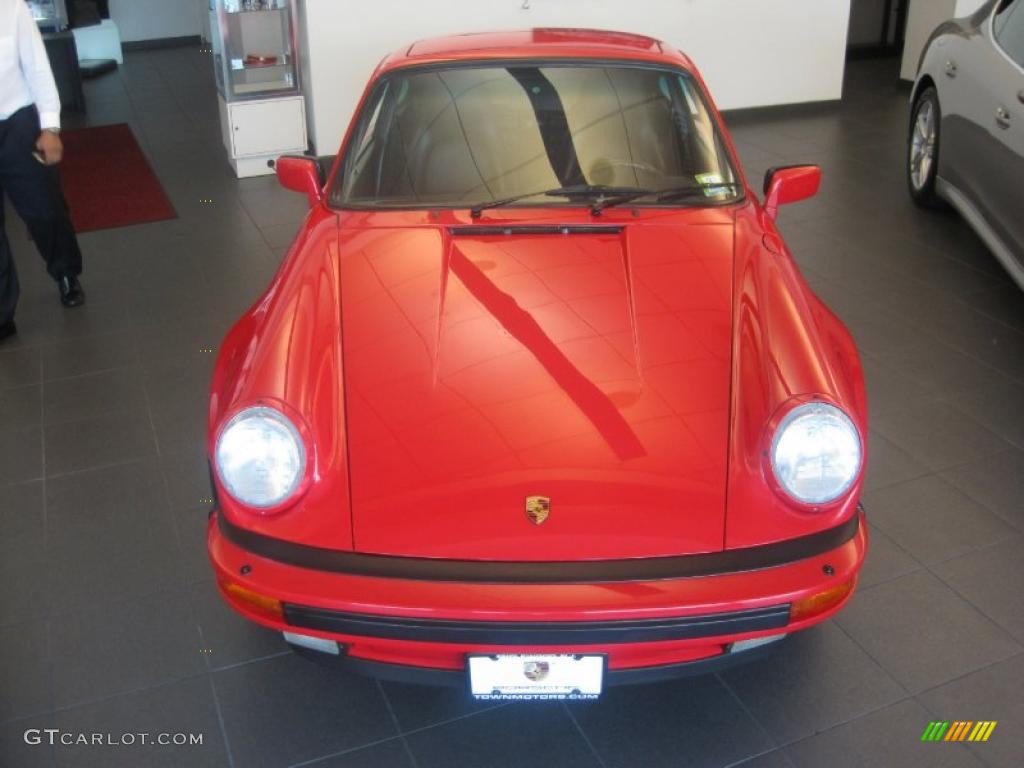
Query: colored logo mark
921 721 996 742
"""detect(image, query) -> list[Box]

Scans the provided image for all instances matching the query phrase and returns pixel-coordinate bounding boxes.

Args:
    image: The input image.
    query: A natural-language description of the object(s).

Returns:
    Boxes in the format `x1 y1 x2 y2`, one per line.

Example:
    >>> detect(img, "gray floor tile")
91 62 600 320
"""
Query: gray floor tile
864 475 1017 566
862 431 930 492
941 448 1024 531
408 705 600 768
303 739 415 768
785 698 985 768
861 354 940 418
49 592 204 709
0 480 44 570
0 715 55 768
213 653 395 768
380 680 504 734
40 331 139 382
52 677 229 768
143 355 213 455
43 409 158 476
932 537 1024 642
0 384 42 430
0 481 49 627
42 366 148 426
44 461 181 612
572 673 773 767
940 375 1024 450
837 571 1021 693
871 399 1012 471
0 556 51 627
857 524 922 589
727 752 796 768
159 448 213 512
0 619 51 722
0 345 42 390
721 622 904 746
918 653 1024 768
175 506 215 585
0 427 42 484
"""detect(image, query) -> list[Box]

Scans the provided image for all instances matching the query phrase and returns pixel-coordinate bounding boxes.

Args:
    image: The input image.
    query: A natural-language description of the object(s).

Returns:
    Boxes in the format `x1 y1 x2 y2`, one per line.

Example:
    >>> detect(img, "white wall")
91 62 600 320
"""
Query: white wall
109 0 202 43
299 0 852 154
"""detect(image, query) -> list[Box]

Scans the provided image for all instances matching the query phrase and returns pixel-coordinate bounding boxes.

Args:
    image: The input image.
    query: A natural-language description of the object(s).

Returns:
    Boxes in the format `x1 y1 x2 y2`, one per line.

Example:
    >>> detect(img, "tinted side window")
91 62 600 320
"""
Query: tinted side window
995 0 1024 67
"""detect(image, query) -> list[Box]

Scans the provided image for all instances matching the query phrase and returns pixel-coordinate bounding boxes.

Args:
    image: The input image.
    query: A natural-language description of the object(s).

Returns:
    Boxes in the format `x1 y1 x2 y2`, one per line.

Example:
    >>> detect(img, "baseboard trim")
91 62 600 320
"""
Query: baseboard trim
122 35 201 52
720 99 843 122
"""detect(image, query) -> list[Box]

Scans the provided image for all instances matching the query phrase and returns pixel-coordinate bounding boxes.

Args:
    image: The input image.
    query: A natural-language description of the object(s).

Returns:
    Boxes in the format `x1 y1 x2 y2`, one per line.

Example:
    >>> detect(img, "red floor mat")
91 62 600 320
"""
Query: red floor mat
59 123 177 233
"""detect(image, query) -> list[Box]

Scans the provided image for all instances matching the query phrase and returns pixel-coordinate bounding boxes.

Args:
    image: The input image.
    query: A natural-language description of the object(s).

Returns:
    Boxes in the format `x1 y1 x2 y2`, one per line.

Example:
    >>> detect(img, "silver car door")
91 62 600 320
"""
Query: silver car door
985 0 1024 264
935 11 993 208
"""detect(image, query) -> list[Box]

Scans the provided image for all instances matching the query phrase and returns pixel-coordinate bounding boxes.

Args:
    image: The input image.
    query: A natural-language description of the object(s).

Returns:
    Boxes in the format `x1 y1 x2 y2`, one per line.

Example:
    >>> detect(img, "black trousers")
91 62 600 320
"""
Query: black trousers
0 105 83 325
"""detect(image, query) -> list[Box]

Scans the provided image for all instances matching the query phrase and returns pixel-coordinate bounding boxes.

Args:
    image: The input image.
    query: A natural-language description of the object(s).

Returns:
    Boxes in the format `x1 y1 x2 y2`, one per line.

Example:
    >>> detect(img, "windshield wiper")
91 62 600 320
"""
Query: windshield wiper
591 182 743 214
589 182 741 215
469 184 652 218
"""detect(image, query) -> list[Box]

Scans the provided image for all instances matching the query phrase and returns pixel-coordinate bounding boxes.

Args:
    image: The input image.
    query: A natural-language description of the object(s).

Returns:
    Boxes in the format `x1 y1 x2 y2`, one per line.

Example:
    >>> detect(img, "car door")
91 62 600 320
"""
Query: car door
985 0 1024 264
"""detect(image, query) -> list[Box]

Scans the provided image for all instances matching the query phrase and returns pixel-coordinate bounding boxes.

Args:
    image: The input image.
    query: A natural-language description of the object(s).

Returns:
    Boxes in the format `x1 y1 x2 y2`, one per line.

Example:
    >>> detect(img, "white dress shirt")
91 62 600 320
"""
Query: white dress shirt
0 0 61 129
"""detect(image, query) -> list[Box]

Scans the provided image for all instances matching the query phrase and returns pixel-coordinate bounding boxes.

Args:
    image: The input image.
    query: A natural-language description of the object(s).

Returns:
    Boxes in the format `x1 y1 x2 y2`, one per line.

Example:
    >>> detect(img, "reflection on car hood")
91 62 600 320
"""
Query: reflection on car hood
337 216 736 560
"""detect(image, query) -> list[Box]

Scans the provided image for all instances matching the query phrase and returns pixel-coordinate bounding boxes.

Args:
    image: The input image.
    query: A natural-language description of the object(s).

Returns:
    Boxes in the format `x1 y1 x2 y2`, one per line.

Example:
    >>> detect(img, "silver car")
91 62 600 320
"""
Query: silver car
909 0 1024 289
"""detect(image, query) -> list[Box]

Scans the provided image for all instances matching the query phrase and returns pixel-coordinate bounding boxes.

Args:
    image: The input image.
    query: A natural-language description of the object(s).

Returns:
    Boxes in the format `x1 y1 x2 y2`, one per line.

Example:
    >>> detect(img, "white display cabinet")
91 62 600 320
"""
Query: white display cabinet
210 0 307 177
28 0 68 31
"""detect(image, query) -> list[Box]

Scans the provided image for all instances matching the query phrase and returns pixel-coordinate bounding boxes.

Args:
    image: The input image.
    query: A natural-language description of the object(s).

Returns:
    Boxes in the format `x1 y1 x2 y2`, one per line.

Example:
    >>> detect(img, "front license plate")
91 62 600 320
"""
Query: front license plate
467 654 604 700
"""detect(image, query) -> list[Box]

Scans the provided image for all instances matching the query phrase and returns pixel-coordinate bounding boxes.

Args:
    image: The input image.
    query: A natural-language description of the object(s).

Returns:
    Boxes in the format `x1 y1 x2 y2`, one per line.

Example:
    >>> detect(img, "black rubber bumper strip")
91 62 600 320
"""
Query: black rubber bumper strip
283 603 790 645
217 508 860 584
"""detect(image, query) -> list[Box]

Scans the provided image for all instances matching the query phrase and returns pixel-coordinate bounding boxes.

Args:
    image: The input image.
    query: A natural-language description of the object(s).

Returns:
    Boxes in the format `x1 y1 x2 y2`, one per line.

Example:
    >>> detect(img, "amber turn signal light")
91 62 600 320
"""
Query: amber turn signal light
218 576 283 622
789 577 855 623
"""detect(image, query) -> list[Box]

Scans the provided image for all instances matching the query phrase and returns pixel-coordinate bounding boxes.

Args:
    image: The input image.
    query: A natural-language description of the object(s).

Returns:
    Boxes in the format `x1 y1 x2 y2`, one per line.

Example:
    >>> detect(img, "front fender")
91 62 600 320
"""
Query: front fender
208 207 353 550
725 205 867 549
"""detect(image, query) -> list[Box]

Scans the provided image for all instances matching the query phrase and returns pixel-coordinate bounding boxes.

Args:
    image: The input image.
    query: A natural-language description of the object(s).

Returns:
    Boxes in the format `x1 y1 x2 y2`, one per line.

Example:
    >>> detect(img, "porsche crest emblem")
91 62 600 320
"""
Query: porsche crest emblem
523 660 550 681
525 495 550 525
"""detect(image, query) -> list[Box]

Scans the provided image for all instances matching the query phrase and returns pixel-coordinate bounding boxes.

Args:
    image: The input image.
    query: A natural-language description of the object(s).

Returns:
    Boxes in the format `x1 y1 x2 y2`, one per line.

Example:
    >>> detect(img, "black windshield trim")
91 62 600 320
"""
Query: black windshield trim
328 57 744 212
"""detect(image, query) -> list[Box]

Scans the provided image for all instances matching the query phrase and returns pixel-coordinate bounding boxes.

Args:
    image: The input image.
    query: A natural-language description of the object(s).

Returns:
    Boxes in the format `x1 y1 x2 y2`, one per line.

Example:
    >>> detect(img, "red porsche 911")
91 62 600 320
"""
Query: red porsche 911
207 29 867 699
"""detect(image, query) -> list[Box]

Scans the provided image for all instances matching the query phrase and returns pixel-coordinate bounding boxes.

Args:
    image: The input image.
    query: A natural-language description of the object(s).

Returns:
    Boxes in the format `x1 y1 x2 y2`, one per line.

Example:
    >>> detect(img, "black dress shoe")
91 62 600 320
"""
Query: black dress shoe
0 320 16 343
58 275 85 308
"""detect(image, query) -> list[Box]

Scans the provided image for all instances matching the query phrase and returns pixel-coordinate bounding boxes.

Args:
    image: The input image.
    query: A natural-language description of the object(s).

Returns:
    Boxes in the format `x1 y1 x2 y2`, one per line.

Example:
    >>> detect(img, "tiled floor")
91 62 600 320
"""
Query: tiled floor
1 49 1022 768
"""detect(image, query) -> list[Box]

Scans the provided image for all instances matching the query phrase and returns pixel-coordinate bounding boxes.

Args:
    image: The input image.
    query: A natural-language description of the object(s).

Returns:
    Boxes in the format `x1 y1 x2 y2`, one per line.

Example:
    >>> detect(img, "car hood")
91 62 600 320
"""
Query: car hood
338 212 736 560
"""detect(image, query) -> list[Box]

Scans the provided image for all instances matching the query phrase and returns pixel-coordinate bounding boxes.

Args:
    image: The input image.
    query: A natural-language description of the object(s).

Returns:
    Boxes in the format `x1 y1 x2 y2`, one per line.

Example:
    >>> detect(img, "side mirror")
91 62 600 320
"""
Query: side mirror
273 155 323 208
763 165 821 220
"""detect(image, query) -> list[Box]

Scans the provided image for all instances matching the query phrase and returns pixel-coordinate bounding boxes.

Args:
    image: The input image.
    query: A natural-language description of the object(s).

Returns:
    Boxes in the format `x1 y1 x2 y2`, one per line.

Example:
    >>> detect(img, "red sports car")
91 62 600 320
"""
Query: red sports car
207 29 867 699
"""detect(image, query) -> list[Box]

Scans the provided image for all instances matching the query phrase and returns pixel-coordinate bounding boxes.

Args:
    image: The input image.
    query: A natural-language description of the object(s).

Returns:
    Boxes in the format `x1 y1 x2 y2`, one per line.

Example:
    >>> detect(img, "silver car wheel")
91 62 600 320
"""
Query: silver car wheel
910 99 936 191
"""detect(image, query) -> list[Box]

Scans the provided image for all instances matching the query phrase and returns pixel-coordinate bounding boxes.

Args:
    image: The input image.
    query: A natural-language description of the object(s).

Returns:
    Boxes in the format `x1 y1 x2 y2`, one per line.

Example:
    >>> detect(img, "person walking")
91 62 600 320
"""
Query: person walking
0 0 85 344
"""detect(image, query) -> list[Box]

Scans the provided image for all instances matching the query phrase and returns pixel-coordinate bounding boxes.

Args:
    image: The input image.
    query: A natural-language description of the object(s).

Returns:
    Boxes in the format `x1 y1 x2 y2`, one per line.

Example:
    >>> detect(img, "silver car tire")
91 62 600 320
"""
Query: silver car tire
908 86 943 208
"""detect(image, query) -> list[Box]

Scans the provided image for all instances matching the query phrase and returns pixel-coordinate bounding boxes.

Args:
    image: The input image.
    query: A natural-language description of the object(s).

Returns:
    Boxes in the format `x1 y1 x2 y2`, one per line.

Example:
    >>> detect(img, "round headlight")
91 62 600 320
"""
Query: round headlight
770 402 862 506
215 406 306 509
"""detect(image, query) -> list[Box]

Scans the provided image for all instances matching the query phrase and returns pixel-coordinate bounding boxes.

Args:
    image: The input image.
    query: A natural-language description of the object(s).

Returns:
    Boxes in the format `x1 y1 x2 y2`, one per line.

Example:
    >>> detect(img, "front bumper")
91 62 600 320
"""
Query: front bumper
207 509 867 682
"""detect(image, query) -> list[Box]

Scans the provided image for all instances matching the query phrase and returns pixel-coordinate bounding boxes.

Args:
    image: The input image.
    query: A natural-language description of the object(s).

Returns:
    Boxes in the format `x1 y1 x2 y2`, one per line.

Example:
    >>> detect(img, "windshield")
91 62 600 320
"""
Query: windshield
331 62 741 209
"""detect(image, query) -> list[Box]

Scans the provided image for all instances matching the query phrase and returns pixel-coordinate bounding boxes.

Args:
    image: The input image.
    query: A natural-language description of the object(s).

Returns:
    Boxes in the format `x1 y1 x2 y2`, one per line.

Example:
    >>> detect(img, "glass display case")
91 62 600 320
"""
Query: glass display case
211 0 300 101
28 0 69 32
210 0 307 177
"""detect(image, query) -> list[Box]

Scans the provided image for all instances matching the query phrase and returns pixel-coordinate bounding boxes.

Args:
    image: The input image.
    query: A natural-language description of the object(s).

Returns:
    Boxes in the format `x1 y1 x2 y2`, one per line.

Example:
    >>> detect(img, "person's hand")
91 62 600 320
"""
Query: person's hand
36 131 63 165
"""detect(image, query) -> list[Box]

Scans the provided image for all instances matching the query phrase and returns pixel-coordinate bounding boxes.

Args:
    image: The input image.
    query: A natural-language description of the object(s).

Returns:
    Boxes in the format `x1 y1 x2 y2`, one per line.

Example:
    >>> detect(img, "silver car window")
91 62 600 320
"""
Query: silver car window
994 0 1024 67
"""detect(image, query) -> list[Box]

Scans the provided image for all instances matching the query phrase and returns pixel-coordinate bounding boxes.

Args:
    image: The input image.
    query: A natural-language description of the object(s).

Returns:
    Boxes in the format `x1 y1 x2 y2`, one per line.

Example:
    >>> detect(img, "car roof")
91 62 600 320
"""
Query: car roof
379 28 694 72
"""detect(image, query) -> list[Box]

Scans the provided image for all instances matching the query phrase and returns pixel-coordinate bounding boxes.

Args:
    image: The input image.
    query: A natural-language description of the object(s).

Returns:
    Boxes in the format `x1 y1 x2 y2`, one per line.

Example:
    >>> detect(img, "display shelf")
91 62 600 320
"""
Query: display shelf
211 0 306 177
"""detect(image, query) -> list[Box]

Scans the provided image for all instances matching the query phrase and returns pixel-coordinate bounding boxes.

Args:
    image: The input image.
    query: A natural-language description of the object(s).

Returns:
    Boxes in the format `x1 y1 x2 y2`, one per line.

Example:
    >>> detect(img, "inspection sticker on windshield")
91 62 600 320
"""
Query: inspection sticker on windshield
695 173 730 196
468 654 604 700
